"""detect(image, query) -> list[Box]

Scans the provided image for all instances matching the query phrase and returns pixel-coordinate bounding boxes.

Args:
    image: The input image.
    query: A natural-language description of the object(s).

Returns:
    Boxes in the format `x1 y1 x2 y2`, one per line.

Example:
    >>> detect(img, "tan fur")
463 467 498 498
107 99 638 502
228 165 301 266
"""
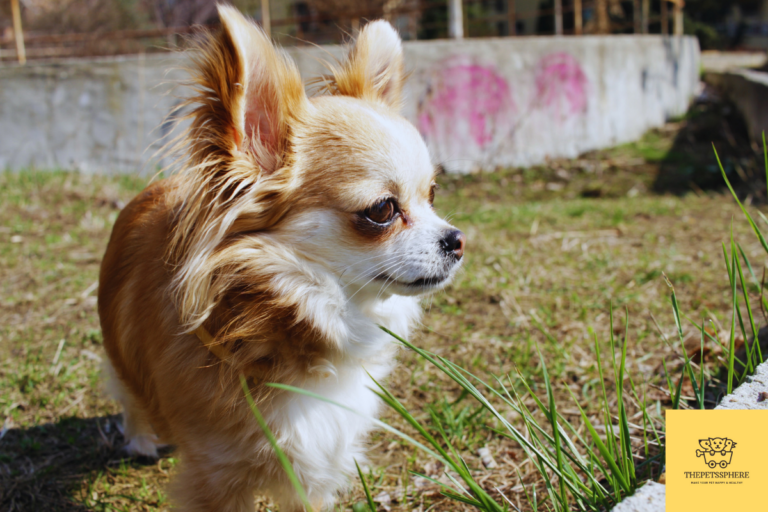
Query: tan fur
99 6 464 511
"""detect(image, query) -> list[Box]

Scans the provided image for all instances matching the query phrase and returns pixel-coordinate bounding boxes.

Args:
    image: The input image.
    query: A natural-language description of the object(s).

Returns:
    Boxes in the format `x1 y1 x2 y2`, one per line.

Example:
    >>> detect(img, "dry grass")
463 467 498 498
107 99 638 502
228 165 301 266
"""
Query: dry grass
1 115 766 511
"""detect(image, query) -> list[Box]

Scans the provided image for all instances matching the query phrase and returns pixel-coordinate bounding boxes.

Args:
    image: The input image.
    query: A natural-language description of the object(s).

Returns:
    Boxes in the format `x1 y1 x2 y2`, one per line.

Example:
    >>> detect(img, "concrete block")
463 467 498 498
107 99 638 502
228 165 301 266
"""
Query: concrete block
612 481 665 512
706 69 768 145
701 50 767 73
715 361 768 410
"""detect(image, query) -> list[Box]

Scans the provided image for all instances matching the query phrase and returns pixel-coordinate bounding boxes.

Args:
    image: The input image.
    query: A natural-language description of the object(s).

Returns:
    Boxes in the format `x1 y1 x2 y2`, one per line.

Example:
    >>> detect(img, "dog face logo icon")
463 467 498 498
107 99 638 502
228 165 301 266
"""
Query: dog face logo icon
696 438 737 468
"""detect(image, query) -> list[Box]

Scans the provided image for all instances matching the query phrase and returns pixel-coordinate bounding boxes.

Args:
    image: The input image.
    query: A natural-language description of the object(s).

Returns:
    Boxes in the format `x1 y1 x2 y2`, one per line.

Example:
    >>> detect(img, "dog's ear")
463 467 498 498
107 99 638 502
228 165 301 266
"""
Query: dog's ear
190 5 305 174
331 20 404 109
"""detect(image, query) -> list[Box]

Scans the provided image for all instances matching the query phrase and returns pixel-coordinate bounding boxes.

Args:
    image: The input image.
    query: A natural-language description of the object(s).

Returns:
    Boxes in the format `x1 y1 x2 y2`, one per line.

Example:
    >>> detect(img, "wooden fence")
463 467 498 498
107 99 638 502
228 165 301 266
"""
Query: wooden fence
1 0 685 64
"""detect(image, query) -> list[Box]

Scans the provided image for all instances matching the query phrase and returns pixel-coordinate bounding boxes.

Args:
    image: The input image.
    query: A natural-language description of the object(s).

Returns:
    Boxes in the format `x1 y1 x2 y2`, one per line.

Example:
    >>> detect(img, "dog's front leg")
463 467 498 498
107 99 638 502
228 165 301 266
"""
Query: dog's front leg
169 452 256 512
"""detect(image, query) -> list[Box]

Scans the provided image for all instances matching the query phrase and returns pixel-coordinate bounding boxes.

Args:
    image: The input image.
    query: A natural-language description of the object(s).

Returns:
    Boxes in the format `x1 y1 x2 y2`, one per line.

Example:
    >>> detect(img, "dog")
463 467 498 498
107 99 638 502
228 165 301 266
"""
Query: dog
98 5 465 511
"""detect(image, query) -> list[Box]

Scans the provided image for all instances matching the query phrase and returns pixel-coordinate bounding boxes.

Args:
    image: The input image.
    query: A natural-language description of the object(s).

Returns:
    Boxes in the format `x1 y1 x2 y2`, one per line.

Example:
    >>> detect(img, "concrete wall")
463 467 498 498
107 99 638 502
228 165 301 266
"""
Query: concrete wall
0 35 700 174
0 54 186 174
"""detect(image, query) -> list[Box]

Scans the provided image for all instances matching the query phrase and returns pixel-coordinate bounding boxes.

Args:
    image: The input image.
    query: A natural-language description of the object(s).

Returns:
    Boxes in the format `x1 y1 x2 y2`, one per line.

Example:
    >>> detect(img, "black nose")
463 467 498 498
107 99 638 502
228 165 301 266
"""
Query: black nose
439 229 466 260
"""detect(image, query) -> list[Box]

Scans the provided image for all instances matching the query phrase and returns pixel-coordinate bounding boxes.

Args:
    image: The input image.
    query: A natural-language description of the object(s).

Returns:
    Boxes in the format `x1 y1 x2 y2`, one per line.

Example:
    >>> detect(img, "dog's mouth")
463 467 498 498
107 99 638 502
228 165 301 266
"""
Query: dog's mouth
374 273 448 288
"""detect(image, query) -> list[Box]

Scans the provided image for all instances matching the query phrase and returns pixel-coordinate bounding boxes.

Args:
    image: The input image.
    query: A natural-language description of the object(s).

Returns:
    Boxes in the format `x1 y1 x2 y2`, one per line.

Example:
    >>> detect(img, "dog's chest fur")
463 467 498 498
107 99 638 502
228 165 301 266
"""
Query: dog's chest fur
259 294 421 499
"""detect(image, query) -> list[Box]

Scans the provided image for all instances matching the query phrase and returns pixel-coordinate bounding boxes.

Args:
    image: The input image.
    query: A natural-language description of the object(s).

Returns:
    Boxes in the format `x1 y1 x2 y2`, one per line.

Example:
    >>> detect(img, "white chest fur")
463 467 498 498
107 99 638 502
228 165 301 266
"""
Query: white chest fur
264 293 421 504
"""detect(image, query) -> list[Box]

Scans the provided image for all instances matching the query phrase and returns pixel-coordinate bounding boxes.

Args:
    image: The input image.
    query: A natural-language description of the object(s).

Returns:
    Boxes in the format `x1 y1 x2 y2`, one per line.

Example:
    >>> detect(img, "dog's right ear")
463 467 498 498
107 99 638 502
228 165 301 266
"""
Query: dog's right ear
188 5 306 175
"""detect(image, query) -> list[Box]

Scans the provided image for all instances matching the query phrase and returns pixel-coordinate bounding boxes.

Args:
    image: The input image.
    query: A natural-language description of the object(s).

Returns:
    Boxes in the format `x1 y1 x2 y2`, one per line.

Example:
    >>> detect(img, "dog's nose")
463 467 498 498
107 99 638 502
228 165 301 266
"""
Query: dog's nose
440 229 466 260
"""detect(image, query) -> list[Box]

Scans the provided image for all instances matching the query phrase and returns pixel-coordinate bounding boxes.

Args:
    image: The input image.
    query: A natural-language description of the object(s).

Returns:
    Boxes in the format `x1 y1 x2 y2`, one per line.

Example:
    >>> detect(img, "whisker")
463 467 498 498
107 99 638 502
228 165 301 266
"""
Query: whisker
376 265 407 300
340 255 403 291
337 253 401 290
346 258 404 301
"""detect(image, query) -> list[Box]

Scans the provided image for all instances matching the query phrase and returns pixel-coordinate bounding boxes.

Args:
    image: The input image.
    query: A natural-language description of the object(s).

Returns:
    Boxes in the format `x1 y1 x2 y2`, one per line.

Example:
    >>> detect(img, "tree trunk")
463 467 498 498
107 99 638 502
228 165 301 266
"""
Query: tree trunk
261 0 271 38
642 0 649 34
596 0 609 34
11 0 26 65
574 0 582 35
674 1 683 36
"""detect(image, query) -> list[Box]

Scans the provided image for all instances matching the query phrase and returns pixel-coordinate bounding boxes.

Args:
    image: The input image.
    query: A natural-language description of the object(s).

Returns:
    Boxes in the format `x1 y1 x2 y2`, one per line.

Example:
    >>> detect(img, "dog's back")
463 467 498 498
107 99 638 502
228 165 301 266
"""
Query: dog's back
99 178 178 449
99 177 288 510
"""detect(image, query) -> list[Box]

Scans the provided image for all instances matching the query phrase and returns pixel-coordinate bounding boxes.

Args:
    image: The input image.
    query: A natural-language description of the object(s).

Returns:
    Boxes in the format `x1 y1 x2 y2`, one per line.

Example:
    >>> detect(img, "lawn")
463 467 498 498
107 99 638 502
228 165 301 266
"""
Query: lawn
1 109 766 511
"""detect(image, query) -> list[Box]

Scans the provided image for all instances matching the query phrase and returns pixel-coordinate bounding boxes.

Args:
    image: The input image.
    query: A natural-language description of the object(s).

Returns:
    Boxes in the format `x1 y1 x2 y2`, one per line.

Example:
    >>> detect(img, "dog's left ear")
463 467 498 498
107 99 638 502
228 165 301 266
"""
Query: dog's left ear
331 20 404 110
220 5 306 173
186 5 306 176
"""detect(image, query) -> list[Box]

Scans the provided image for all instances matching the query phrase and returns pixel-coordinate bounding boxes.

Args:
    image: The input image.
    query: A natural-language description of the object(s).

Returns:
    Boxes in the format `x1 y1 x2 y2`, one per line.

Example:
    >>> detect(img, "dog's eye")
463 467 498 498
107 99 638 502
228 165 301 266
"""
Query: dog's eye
364 199 397 224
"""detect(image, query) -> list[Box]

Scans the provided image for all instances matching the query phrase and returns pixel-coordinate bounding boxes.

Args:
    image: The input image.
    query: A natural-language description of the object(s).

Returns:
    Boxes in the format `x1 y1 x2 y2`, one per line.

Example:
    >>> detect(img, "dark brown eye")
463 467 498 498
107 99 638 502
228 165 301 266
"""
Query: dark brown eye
364 199 397 224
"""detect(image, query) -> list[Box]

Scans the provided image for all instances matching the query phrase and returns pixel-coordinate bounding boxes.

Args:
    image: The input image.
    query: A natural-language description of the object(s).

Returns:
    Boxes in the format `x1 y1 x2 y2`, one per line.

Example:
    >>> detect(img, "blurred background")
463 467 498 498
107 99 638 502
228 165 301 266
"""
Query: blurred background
0 0 762 60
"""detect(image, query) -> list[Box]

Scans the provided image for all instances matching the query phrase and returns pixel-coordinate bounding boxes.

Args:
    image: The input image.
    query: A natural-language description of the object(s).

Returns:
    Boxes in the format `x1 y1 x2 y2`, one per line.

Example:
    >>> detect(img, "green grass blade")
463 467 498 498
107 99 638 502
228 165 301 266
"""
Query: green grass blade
717 144 768 252
667 280 702 408
728 245 738 394
355 460 376 512
536 342 568 509
700 317 706 409
715 143 768 253
502 375 599 484
380 326 632 506
734 245 762 362
381 327 584 489
758 209 768 229
240 376 312 511
683 314 747 368
723 242 734 287
763 131 767 193
738 242 761 288
409 471 457 495
617 310 635 484
497 378 607 498
661 359 676 408
439 491 484 507
736 303 754 380
592 331 615 450
565 386 631 493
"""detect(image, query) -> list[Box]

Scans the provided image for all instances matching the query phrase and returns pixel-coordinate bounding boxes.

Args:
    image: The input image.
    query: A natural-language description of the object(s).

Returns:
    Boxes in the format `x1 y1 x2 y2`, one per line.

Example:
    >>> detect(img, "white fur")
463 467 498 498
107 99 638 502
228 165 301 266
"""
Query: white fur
267 293 418 508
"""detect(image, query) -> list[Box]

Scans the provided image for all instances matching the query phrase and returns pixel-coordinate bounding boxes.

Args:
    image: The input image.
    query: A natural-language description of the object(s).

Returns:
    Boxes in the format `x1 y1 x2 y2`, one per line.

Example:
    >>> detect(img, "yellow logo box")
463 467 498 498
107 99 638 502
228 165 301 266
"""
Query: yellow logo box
666 410 768 510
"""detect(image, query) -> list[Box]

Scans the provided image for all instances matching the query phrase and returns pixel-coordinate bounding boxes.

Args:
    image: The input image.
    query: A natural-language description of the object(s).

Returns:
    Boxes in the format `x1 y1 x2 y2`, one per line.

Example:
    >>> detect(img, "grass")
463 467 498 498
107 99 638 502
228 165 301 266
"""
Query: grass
715 137 768 391
1 116 766 510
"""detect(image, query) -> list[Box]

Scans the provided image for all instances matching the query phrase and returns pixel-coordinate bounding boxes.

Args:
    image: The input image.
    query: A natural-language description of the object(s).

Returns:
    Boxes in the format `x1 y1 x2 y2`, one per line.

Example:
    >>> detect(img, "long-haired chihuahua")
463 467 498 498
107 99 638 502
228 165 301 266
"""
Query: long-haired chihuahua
98 5 465 511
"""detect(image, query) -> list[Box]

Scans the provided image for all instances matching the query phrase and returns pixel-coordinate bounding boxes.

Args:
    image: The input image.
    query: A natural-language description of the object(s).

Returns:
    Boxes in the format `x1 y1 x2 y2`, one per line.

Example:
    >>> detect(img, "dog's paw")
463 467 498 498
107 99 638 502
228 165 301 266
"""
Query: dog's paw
124 435 160 459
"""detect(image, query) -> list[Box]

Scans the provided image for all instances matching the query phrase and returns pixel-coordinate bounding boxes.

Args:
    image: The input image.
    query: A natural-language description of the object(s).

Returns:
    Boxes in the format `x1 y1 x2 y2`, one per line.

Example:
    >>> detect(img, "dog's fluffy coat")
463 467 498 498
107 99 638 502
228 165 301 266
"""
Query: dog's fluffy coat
98 6 464 511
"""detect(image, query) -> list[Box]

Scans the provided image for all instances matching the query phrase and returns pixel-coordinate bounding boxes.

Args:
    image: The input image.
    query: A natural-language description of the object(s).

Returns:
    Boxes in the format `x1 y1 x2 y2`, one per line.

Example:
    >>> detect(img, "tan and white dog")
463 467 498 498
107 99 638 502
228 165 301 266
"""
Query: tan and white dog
98 5 465 511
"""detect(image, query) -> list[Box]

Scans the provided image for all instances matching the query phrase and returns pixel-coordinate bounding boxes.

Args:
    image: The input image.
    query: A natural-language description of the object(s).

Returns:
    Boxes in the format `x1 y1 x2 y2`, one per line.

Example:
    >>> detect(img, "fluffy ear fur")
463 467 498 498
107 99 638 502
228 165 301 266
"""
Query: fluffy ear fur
185 4 306 175
167 6 307 331
330 20 405 109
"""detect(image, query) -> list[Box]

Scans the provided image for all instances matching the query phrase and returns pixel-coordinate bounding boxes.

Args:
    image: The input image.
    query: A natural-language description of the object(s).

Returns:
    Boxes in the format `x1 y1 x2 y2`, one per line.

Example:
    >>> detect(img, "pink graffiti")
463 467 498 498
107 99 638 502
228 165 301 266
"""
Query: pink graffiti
534 53 588 118
418 62 515 149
